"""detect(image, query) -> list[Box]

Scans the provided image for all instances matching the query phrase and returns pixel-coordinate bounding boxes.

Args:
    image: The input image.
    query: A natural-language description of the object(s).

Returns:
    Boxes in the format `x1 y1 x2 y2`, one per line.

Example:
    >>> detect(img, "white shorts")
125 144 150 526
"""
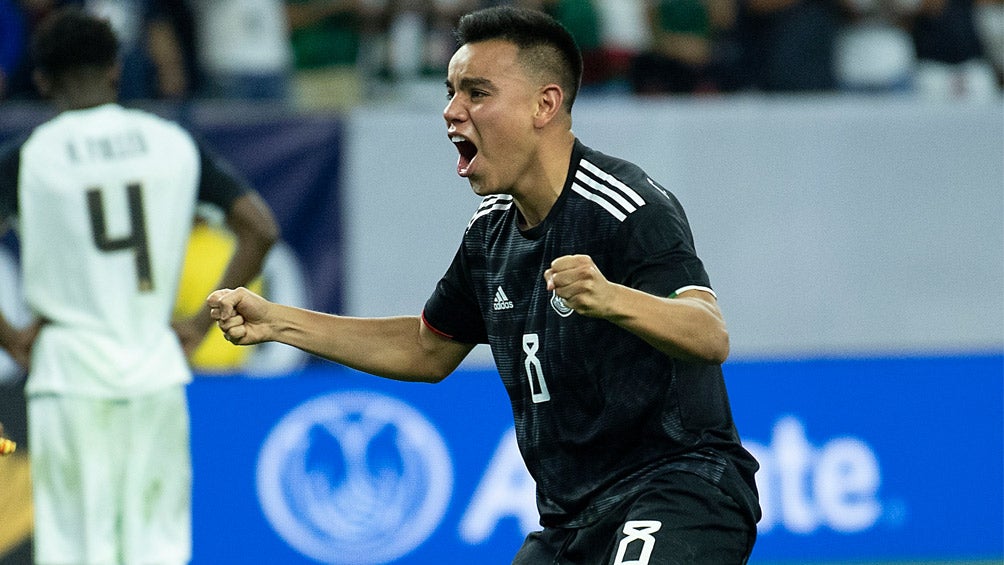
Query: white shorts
28 386 192 565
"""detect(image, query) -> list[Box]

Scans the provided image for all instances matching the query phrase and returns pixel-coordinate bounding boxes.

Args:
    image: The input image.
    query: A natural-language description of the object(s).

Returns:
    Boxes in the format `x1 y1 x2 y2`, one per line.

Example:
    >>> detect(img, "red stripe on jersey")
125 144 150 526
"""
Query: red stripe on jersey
421 311 454 339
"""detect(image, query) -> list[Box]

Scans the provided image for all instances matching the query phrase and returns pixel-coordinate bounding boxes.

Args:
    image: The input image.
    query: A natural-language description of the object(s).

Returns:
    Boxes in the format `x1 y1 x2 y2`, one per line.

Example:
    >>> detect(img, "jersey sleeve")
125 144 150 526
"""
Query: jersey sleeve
194 141 251 210
618 197 713 298
422 244 488 344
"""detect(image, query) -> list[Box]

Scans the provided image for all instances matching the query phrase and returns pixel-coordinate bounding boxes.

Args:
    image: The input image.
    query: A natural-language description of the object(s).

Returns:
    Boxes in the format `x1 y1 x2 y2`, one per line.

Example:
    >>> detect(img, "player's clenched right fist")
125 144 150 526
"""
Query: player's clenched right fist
206 287 273 346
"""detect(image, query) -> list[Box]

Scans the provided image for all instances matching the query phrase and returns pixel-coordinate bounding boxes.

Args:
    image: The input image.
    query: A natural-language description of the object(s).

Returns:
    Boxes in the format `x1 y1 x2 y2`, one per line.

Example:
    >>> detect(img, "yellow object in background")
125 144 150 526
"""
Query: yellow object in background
174 220 264 372
0 449 32 555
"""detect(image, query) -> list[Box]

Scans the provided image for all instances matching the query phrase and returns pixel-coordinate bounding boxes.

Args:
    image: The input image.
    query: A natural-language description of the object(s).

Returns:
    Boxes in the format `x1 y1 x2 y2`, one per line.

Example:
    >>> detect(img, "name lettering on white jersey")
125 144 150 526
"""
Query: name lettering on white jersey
493 286 514 311
572 159 647 222
66 130 148 163
467 194 514 232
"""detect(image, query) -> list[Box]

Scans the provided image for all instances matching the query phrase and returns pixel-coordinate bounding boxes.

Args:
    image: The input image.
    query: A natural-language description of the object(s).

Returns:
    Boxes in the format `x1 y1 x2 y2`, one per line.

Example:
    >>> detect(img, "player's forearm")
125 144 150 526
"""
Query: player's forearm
195 243 274 335
203 196 279 334
606 286 730 364
216 235 273 298
286 1 355 29
0 314 19 352
0 315 41 369
221 193 279 290
267 308 457 382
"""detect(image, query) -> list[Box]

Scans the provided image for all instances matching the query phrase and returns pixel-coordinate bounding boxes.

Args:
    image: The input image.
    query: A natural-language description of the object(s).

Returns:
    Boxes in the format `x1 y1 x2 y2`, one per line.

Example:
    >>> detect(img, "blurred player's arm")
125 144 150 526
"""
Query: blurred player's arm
174 143 279 356
286 0 358 29
0 315 42 371
0 145 43 371
207 287 474 382
145 13 188 98
216 191 280 293
175 193 278 356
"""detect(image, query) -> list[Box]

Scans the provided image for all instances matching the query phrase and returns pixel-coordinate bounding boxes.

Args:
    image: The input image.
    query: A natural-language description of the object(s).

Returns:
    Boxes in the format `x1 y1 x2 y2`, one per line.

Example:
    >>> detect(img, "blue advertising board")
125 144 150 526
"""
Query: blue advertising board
188 353 1003 564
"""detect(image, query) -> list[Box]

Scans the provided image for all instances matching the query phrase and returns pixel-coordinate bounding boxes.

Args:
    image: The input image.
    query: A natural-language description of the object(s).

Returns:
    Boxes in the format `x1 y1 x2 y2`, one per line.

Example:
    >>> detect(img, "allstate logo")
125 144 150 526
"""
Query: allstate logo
256 390 454 564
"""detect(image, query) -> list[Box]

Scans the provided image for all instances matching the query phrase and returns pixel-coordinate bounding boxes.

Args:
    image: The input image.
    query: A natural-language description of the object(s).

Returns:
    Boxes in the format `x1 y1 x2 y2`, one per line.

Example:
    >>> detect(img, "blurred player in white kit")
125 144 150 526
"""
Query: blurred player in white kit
0 7 278 564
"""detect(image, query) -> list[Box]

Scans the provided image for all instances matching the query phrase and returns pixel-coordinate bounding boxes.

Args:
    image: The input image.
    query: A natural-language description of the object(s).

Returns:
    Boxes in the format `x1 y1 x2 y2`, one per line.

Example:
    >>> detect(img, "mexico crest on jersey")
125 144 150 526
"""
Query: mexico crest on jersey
550 290 573 317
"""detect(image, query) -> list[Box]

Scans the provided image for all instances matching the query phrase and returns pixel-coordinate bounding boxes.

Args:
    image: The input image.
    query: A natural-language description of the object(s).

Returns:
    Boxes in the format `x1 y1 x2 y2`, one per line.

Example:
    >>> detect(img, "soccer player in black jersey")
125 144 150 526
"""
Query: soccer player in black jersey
209 6 761 564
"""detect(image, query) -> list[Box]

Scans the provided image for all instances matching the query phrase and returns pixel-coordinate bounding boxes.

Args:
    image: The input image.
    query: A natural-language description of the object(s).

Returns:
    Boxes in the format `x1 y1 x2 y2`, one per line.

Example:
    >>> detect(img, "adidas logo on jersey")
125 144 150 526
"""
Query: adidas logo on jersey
493 287 514 310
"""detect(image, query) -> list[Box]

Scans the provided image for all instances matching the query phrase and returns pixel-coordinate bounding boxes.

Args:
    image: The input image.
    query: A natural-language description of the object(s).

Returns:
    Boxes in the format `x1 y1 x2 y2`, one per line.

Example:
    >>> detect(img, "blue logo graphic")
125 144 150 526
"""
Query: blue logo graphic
256 390 454 564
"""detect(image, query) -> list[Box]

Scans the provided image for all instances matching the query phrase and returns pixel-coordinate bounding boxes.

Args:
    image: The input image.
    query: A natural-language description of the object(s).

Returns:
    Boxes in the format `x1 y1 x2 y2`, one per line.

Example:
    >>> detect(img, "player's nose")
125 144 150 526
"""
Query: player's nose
443 95 467 125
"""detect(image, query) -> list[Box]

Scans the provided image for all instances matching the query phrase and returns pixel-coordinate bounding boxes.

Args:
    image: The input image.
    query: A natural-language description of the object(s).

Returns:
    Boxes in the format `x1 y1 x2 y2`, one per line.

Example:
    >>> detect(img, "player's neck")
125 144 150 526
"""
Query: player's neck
513 132 576 229
58 94 116 111
51 70 119 111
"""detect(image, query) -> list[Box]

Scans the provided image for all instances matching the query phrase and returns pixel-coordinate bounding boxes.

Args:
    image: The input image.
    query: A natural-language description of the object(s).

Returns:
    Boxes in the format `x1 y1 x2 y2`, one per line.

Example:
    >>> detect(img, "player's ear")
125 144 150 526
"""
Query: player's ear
533 83 564 128
106 60 122 92
32 69 53 98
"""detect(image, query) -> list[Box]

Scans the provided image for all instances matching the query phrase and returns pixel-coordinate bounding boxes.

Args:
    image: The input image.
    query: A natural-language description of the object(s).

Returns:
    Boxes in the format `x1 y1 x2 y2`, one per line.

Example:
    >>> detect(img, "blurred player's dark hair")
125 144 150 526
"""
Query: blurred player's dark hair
31 7 119 79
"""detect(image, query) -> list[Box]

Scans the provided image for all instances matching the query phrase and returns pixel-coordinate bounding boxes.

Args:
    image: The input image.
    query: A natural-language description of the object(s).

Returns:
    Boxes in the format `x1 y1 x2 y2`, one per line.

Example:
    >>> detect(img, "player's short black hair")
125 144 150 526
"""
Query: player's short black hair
31 7 119 78
454 6 583 112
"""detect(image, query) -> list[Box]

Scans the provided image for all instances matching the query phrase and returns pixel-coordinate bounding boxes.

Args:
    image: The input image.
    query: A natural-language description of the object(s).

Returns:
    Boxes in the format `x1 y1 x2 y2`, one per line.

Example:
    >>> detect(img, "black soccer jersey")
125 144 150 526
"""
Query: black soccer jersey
424 140 760 528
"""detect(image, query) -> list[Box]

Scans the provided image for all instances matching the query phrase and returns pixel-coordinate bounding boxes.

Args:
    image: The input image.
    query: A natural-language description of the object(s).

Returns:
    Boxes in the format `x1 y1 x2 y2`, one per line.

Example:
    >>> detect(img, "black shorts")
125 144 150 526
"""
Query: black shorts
512 471 756 565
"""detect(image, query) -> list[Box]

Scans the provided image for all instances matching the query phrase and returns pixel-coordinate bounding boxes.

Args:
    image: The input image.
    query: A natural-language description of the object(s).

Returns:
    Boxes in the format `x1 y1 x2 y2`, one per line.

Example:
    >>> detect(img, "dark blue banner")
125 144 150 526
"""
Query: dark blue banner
188 353 1003 564
0 104 344 317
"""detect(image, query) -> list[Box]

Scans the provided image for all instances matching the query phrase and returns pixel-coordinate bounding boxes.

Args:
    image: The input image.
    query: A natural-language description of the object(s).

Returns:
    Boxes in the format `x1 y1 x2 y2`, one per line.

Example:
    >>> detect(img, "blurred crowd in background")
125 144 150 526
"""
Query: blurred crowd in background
0 0 1001 111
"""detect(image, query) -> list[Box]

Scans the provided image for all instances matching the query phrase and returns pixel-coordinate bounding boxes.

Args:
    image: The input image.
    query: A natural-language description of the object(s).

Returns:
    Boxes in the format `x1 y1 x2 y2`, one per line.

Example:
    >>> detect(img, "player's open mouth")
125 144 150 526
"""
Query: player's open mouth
451 135 478 177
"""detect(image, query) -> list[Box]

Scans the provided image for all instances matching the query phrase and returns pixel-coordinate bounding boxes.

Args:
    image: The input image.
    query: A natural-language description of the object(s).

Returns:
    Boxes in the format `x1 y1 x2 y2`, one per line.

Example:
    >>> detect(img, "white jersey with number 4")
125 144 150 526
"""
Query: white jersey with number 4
18 103 200 398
